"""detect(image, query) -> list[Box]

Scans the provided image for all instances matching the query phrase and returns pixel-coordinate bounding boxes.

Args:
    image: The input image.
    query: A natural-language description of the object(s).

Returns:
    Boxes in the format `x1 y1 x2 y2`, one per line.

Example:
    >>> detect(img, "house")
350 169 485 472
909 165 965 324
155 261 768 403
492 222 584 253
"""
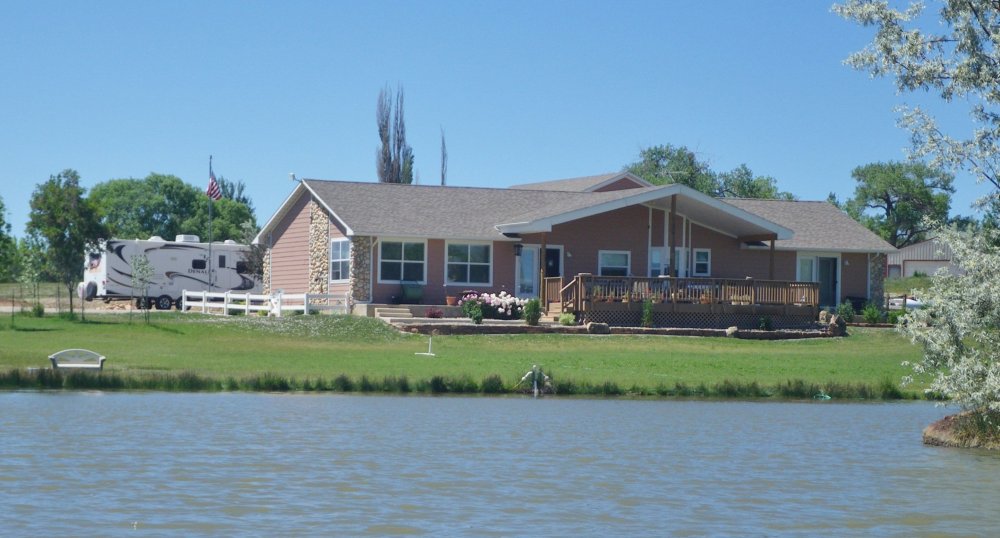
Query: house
886 239 961 278
254 172 895 327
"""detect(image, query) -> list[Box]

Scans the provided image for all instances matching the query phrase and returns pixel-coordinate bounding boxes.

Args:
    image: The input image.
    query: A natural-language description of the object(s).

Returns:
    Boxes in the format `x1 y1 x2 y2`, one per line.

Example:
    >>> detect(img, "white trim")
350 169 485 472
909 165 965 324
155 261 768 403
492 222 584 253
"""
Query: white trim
329 238 350 283
300 180 355 236
444 240 493 287
598 250 631 277
692 248 711 277
797 251 842 306
377 237 428 284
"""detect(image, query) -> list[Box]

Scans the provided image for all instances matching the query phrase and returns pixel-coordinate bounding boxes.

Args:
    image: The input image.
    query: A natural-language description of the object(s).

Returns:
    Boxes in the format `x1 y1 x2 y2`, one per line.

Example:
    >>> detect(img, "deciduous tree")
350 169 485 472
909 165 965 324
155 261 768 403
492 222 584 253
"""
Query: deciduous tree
376 85 414 184
846 161 954 248
625 144 717 193
0 196 15 282
26 169 106 314
835 0 1000 209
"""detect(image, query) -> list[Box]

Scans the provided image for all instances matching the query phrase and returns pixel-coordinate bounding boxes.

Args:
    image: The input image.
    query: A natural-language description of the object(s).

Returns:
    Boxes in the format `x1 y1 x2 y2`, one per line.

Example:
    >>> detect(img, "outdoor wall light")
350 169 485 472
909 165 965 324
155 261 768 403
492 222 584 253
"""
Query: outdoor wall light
513 243 523 257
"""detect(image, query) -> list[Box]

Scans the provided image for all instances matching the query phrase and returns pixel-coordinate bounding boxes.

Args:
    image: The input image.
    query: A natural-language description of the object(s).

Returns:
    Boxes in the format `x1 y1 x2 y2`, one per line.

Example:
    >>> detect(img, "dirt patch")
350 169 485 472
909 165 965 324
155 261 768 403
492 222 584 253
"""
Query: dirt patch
923 412 1000 450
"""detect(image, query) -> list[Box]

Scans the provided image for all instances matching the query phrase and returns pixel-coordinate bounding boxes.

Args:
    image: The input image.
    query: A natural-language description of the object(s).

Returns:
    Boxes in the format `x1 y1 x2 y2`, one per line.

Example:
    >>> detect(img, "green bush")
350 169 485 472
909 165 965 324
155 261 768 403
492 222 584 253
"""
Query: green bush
862 302 884 324
468 302 483 324
30 303 44 318
557 312 576 326
641 299 654 328
836 302 856 322
888 310 905 325
523 299 541 326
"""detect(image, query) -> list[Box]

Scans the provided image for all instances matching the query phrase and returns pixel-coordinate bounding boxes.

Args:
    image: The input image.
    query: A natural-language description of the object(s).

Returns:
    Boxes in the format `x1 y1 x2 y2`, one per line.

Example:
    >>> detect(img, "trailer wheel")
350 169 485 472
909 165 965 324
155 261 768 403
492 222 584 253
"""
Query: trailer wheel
174 297 184 310
84 281 97 301
155 295 173 310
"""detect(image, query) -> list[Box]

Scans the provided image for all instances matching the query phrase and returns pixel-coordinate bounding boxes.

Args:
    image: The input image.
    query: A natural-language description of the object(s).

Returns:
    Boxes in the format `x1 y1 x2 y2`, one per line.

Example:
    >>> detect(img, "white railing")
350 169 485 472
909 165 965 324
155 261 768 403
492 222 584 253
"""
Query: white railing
181 290 349 317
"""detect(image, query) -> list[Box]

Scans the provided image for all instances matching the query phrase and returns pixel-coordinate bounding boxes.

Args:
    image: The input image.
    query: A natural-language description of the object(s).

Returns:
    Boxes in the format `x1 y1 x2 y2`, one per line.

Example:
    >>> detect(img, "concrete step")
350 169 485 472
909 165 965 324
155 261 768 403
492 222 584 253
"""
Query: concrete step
375 307 413 319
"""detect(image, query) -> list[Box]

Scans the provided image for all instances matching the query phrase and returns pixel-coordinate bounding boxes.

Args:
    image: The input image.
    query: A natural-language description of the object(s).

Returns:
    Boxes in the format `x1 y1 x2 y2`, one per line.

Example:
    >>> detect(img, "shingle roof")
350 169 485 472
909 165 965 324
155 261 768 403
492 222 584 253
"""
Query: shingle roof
723 199 897 253
510 172 647 191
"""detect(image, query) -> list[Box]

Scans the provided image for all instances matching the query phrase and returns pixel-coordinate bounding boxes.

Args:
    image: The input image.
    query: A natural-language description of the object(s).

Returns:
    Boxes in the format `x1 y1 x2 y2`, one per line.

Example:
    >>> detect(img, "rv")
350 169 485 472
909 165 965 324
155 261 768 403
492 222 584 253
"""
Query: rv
80 235 261 309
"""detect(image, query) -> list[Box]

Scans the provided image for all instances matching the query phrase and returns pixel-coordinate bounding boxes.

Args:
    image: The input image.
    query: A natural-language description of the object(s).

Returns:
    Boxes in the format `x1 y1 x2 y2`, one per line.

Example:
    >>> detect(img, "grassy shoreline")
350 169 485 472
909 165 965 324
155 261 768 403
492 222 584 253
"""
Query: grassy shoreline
0 313 932 400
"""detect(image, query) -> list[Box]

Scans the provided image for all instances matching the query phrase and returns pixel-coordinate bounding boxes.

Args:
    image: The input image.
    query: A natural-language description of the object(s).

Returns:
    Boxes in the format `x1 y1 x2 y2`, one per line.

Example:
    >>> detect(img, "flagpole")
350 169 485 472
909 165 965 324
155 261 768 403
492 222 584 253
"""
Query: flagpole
208 155 214 293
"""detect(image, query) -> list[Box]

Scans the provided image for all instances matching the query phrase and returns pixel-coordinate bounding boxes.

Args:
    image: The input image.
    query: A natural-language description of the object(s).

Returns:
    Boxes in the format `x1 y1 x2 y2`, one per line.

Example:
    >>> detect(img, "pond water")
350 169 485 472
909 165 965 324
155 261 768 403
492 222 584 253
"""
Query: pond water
2 393 998 536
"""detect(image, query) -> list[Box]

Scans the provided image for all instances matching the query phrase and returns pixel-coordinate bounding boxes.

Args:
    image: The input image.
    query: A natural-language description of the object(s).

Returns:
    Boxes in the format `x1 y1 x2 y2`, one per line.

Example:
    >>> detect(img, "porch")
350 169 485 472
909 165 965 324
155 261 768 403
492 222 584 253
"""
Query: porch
543 274 820 329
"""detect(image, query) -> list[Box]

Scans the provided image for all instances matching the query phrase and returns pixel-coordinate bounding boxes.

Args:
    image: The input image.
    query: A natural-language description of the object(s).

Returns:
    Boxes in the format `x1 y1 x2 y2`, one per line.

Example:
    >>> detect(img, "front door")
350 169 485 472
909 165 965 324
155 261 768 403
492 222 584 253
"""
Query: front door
818 257 838 307
515 246 562 299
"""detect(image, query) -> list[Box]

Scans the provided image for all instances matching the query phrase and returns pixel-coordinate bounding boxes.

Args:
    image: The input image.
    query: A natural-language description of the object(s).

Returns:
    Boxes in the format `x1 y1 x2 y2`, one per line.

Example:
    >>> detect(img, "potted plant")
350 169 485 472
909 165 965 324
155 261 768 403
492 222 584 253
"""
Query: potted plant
445 295 458 306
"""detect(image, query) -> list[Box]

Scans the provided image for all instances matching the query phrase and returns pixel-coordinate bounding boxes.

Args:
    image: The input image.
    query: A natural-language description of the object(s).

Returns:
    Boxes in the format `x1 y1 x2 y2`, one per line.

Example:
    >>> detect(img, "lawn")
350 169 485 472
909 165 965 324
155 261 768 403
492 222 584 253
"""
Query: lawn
885 275 933 296
0 312 929 398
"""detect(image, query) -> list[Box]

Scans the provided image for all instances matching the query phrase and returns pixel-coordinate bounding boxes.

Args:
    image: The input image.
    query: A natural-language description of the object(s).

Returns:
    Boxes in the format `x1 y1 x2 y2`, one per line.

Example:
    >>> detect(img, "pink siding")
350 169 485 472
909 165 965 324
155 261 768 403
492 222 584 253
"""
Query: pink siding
689 223 796 280
268 194 311 293
841 253 869 299
370 239 516 304
650 208 665 248
594 177 645 192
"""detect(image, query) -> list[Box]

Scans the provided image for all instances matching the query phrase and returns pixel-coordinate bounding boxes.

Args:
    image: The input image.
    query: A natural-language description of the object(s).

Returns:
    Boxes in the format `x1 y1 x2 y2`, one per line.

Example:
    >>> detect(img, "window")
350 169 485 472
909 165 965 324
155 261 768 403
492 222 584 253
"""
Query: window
219 255 226 268
330 239 350 282
598 250 630 277
649 248 664 277
192 259 206 270
380 240 425 282
798 257 816 282
693 249 711 276
446 242 491 285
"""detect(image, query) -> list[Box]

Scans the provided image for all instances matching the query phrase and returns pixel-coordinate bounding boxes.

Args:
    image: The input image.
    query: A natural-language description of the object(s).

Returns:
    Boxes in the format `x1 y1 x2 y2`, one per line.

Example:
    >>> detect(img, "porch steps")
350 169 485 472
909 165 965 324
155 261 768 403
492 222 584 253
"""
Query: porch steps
374 307 413 321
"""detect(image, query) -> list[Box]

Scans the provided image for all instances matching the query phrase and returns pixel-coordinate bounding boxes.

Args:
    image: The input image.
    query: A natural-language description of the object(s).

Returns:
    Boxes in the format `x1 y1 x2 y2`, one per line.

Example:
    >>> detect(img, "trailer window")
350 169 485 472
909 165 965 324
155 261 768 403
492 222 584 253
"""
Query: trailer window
192 259 206 270
218 255 226 268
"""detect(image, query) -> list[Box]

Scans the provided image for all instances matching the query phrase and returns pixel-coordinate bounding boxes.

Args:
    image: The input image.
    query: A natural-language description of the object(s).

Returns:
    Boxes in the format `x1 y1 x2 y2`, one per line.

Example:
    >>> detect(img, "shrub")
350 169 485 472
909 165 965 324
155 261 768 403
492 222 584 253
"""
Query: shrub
836 302 856 322
557 312 576 326
888 310 905 325
467 302 483 324
523 298 541 326
459 291 527 320
30 303 44 318
862 302 884 324
641 299 653 328
480 374 504 394
424 308 444 319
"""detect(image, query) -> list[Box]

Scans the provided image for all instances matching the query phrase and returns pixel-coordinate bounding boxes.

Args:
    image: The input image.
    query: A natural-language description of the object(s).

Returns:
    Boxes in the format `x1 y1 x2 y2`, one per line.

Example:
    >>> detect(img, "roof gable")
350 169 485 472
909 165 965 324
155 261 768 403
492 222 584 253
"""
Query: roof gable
510 172 651 192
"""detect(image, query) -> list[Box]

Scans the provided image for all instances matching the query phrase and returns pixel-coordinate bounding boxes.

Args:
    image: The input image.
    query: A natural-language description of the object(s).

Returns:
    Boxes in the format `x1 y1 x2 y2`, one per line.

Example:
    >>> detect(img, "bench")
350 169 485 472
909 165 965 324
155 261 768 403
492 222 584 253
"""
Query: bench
49 349 106 371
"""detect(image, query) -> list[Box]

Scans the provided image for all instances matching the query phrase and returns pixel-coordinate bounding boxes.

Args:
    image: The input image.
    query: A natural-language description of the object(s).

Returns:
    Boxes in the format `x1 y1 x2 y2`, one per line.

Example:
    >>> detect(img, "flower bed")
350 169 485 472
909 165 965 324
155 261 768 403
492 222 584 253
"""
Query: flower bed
458 291 527 321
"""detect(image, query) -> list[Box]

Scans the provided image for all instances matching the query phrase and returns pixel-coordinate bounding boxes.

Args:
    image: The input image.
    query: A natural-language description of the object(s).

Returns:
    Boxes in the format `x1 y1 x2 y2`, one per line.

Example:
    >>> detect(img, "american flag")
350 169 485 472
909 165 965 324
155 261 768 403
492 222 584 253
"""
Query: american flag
206 170 222 200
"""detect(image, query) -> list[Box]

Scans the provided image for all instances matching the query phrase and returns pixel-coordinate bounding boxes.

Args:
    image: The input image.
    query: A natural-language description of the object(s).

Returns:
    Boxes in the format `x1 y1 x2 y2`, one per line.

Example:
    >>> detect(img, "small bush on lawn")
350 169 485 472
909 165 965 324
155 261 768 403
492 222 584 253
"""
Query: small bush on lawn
836 302 856 322
641 299 654 328
557 312 576 326
862 302 884 324
523 299 542 326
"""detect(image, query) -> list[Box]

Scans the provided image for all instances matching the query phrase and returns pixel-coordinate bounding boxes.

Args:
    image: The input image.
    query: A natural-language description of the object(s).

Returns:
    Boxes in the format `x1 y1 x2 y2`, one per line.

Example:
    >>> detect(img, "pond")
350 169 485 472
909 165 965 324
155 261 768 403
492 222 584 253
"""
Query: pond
2 393 998 536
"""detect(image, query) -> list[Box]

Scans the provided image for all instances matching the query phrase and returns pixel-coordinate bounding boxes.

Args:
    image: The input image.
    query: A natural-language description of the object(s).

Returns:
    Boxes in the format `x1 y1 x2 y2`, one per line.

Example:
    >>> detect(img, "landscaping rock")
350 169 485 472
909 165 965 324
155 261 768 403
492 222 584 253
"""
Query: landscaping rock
818 310 830 324
586 322 611 334
725 326 739 338
827 314 847 337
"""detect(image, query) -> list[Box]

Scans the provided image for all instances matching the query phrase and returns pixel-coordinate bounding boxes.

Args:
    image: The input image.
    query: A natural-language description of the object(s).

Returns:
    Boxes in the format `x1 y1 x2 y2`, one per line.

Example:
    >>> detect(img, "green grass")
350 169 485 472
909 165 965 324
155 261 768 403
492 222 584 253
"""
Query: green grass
0 313 930 399
885 275 933 296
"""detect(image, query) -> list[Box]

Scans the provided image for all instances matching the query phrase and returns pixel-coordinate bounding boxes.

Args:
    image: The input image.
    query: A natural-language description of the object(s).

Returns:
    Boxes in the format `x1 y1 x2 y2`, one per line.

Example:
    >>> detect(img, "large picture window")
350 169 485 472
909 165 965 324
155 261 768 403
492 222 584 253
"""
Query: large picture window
330 239 350 282
380 240 425 282
693 249 711 276
598 250 630 277
446 242 492 285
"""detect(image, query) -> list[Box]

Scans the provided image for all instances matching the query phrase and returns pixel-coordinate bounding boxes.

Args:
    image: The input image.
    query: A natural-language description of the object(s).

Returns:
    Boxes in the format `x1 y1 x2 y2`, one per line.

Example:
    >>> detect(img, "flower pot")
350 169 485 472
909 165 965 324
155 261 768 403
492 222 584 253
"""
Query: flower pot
445 296 458 306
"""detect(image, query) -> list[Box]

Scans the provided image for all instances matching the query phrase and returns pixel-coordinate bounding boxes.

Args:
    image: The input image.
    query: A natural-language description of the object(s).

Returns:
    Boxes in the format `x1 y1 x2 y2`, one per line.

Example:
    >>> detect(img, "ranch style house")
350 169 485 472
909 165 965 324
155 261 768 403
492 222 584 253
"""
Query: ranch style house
254 172 895 328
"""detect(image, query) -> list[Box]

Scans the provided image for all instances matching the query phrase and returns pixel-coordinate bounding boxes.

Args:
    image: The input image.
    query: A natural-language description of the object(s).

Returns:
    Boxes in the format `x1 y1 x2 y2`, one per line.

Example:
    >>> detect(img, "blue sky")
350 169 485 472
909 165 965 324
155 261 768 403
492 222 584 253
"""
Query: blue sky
0 0 990 238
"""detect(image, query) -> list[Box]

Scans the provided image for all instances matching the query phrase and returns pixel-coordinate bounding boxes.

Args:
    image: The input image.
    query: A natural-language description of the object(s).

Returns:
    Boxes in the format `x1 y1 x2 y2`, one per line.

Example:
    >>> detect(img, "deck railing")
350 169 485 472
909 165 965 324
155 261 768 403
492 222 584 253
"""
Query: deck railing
549 274 819 313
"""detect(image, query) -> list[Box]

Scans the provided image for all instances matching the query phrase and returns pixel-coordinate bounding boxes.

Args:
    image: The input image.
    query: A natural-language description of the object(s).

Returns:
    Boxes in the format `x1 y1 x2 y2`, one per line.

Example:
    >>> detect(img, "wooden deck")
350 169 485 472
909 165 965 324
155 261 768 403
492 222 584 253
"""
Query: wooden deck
543 274 819 328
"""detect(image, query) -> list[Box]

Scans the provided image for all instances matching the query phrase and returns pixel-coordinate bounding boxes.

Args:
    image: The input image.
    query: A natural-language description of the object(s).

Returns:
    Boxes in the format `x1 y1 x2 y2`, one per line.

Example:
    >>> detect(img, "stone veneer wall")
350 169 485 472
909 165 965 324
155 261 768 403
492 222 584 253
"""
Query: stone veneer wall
869 253 886 309
349 236 373 304
308 201 331 294
262 248 272 295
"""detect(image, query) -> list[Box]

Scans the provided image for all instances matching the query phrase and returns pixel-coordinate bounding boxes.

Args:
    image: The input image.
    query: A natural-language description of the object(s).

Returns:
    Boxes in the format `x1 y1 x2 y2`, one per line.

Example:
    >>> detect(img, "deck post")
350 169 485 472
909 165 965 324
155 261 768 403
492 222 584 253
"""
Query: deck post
669 195 677 277
769 236 775 280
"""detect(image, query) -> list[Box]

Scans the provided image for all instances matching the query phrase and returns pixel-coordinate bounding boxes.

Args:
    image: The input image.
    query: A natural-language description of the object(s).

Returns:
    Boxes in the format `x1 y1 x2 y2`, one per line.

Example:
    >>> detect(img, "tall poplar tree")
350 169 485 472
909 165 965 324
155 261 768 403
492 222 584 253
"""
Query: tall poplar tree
375 84 414 184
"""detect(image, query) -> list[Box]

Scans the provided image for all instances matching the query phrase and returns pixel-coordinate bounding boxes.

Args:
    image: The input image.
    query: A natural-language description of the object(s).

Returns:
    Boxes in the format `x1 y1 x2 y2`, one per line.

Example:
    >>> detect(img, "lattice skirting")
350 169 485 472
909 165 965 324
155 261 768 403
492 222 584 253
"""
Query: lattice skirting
583 311 816 330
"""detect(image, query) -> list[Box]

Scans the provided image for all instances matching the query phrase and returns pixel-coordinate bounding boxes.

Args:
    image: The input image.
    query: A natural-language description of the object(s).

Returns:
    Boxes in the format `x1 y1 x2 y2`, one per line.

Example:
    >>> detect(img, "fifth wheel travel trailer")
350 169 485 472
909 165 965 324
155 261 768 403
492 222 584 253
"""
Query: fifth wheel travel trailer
80 235 261 310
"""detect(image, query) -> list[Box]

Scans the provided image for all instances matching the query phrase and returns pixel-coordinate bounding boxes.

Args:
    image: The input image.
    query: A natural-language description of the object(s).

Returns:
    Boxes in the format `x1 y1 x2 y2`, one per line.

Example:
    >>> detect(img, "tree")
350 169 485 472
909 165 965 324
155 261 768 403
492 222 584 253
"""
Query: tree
180 197 255 243
89 174 200 240
625 144 718 194
216 175 256 219
130 253 154 324
625 145 794 199
0 196 15 282
238 219 266 283
717 164 794 200
835 0 1000 209
375 84 414 184
845 161 954 248
26 169 106 314
902 224 1000 417
440 128 448 186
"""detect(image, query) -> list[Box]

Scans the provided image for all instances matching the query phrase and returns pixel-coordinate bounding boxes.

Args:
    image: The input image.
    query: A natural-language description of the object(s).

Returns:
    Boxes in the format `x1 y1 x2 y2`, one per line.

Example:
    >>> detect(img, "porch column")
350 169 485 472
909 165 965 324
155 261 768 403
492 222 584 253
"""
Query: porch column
769 237 775 280
669 195 677 277
539 234 547 301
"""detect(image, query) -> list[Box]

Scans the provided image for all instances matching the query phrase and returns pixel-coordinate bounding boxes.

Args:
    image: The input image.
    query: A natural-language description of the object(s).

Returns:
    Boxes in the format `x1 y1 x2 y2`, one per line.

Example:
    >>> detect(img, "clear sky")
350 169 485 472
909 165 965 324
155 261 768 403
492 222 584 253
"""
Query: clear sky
0 0 990 238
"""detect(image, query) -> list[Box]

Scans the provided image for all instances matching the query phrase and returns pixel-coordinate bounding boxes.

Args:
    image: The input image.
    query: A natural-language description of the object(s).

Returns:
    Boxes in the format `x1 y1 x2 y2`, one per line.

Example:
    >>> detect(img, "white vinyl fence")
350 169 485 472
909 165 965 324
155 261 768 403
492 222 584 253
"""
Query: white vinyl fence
181 290 349 317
